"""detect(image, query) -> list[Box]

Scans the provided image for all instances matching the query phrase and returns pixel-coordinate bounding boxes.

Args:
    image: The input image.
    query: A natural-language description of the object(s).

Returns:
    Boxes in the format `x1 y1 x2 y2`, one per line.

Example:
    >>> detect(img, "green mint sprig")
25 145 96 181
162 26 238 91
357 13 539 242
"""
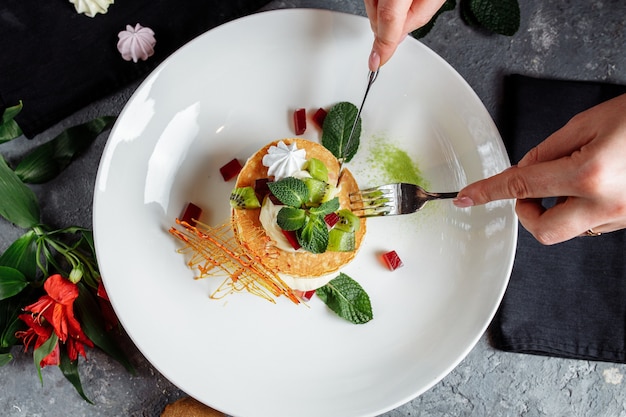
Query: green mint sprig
268 177 340 254
297 214 329 254
316 273 373 324
267 176 309 208
412 0 520 39
462 0 520 36
321 102 361 163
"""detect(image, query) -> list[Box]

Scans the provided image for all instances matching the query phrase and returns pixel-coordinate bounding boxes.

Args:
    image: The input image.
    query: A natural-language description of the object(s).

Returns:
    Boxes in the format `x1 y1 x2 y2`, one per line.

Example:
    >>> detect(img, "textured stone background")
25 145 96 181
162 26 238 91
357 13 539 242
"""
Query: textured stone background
1 0 625 416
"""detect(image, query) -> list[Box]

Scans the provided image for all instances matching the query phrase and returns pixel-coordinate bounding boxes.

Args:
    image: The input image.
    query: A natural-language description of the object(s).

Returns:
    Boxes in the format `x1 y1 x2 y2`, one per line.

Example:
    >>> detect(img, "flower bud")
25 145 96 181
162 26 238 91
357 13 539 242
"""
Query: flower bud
69 265 84 284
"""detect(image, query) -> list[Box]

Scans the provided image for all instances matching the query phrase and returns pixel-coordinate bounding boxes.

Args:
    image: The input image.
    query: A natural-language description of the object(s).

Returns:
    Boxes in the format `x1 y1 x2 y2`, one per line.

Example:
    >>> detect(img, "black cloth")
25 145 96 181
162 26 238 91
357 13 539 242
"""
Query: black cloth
0 0 270 138
489 74 626 362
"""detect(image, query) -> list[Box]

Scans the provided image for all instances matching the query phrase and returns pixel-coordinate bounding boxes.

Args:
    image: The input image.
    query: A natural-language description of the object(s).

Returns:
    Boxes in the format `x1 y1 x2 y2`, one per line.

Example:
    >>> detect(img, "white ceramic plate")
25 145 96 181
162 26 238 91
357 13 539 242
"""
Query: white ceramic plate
94 9 516 417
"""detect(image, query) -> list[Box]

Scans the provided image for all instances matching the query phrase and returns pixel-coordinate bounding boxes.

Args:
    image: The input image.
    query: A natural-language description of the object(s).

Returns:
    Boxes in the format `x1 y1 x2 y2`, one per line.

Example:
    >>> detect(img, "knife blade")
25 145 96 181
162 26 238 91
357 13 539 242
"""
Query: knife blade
338 69 379 175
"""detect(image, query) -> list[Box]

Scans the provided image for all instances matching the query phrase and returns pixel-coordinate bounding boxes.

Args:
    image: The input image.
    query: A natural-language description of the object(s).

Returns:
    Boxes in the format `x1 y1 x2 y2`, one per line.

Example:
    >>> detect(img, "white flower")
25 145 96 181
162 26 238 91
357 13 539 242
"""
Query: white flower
69 0 114 18
117 24 157 63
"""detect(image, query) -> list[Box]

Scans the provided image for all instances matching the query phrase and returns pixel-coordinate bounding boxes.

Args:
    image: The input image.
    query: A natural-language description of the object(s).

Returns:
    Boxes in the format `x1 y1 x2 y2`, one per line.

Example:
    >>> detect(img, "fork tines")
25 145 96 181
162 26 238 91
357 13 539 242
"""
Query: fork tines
349 185 396 217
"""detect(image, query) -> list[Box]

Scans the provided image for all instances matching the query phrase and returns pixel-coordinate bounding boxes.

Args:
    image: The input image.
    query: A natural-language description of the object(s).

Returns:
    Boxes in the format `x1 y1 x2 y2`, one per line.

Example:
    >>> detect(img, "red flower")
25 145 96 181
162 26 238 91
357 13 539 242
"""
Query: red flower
16 313 60 367
18 274 93 363
96 280 118 331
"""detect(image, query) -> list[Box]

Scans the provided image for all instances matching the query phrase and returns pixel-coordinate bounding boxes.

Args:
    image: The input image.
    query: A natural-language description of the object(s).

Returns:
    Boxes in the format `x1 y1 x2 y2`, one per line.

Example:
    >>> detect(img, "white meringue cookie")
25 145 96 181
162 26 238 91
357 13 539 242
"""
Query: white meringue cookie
69 0 114 18
117 24 156 63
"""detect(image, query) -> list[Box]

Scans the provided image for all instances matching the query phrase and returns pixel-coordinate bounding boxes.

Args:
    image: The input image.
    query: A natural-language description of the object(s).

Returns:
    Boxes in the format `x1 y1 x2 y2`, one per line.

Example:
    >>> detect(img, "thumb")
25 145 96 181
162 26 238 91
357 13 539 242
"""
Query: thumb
370 33 402 71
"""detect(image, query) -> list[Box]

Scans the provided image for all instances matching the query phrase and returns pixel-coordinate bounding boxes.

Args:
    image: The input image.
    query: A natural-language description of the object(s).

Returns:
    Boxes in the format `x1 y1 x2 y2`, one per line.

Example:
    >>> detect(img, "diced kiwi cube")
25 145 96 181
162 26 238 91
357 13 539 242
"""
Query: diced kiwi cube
334 209 360 232
229 186 261 209
327 228 355 252
304 158 329 182
302 177 329 204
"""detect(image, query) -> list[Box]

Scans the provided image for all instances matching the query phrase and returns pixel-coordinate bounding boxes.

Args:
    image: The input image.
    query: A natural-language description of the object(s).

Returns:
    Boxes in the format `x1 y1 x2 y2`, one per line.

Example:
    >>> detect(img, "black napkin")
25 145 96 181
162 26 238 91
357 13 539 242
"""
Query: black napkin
489 74 626 362
0 0 270 138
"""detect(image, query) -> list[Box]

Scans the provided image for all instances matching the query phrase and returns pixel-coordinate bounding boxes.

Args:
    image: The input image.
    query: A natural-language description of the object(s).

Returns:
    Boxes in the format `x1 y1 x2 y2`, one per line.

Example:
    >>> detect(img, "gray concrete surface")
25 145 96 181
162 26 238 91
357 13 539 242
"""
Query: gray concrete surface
1 0 626 416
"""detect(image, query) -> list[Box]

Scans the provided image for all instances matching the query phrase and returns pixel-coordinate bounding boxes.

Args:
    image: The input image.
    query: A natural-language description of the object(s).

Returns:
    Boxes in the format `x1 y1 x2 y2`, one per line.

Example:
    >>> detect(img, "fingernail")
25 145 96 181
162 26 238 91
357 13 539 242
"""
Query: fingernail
368 49 380 72
453 196 475 208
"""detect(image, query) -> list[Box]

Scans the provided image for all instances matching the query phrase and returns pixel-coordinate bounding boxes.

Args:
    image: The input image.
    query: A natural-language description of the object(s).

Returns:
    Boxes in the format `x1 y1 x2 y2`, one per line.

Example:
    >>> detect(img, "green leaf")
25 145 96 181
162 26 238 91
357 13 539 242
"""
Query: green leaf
59 348 93 404
267 177 309 207
1 294 29 349
297 214 328 254
14 116 116 184
80 229 96 255
0 101 23 144
0 266 29 300
321 102 361 163
34 332 58 384
465 0 520 36
276 207 307 231
0 230 38 281
1 101 23 124
1 312 23 349
309 197 340 216
0 155 40 227
460 0 480 27
74 283 134 374
316 273 373 324
411 0 456 39
0 352 13 366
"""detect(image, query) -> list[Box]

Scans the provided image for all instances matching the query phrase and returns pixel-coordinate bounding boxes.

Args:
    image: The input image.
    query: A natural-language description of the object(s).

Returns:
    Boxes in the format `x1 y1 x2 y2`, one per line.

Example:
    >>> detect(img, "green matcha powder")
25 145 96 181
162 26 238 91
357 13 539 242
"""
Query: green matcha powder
366 136 428 188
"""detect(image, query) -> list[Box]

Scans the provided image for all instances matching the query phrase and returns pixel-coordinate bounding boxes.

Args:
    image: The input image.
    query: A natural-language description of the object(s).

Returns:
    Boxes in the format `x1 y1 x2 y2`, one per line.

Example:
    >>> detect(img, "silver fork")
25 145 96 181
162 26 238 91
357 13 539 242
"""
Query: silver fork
349 183 458 217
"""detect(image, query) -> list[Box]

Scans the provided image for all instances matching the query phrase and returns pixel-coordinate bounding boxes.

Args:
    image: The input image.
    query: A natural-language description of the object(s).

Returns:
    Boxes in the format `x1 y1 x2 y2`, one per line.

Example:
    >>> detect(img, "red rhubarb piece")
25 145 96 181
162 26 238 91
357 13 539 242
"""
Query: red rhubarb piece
254 178 271 199
324 212 340 228
302 290 316 301
293 108 307 135
180 202 202 227
382 250 403 271
254 178 281 204
294 289 316 301
219 158 242 181
282 230 301 250
312 108 327 129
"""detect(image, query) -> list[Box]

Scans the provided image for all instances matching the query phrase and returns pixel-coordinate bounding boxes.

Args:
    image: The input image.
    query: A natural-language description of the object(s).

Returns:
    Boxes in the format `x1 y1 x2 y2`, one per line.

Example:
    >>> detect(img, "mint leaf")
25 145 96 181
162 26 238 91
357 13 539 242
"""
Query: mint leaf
296 214 328 254
411 0 456 39
316 273 373 324
0 155 40 228
276 207 306 231
465 0 520 36
321 102 361 163
268 177 309 207
309 197 340 216
0 101 23 144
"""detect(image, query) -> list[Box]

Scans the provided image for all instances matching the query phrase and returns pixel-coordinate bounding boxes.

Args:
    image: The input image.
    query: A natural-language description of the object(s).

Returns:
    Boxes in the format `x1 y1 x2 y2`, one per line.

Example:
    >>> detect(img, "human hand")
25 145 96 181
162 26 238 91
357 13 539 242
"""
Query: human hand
453 93 626 244
364 0 447 71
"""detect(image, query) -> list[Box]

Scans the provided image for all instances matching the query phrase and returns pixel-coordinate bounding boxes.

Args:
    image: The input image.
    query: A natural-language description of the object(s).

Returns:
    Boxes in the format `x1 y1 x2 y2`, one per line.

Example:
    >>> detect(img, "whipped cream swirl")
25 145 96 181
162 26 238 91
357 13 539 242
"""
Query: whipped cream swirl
262 140 307 180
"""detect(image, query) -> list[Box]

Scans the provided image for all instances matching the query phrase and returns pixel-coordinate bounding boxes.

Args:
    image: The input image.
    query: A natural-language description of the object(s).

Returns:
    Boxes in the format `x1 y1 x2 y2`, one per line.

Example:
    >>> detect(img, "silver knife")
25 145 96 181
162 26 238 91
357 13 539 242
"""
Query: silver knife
338 69 379 175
